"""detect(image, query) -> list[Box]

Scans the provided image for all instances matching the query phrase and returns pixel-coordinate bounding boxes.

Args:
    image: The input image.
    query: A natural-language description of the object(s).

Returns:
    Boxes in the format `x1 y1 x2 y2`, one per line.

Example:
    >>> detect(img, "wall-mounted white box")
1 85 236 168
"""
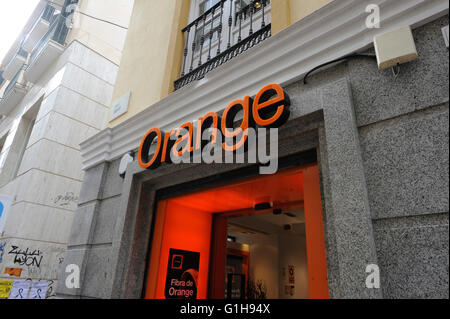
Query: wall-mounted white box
374 26 418 70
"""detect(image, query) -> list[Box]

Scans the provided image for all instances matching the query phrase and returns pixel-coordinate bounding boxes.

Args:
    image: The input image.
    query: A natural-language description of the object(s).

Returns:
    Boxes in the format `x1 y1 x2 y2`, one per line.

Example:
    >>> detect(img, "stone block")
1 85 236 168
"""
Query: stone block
360 104 449 219
373 213 449 298
78 162 108 205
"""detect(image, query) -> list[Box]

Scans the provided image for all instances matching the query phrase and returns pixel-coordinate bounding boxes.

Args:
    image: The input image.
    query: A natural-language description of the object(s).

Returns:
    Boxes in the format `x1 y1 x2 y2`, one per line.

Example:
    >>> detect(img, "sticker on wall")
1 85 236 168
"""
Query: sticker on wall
288 265 295 284
0 280 13 299
0 195 13 235
4 268 22 277
8 280 31 299
284 285 295 297
29 281 49 299
165 249 200 299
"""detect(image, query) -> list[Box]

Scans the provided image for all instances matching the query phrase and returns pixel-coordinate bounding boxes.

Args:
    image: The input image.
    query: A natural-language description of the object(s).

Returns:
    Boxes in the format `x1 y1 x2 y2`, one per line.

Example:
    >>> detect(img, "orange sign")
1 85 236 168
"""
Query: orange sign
138 83 291 169
4 268 22 277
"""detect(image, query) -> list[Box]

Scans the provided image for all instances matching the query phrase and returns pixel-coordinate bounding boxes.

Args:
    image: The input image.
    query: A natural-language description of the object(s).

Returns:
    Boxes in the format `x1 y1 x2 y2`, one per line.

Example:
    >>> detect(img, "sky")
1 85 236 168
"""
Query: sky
0 0 40 63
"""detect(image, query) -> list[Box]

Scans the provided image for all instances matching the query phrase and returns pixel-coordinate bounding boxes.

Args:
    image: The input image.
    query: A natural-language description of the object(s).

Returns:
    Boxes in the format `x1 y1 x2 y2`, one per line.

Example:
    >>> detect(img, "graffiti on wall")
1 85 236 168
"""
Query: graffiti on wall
46 280 55 298
52 192 79 208
8 246 43 268
0 242 65 298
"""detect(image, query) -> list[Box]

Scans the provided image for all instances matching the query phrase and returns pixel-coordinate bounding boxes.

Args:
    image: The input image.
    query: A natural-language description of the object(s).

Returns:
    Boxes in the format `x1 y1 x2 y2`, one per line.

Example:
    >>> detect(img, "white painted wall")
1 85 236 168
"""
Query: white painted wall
67 0 134 65
0 41 118 298
278 233 309 299
241 230 308 299
0 0 132 299
248 234 279 299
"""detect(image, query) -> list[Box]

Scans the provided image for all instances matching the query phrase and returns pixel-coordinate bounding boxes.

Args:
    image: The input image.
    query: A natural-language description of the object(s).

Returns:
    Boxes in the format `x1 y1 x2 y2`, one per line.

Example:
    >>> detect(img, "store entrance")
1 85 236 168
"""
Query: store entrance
144 164 329 299
225 205 308 299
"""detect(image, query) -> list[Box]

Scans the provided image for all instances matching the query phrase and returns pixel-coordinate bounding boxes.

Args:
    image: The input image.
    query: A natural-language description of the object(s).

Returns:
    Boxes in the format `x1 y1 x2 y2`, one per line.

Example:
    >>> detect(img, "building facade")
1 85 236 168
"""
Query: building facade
0 0 133 298
57 0 448 299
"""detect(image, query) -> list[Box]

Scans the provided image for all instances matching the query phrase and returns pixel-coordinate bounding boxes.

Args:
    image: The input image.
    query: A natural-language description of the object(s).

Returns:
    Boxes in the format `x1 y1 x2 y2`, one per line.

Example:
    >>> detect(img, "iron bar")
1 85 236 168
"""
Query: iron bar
217 1 224 55
249 0 254 36
207 8 215 61
227 0 233 49
238 0 243 42
198 14 207 67
261 0 266 28
181 27 191 77
189 22 198 72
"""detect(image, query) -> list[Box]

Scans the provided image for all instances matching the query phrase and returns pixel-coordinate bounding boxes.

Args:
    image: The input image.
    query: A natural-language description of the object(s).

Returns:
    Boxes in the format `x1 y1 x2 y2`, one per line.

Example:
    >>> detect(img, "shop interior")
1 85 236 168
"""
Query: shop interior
144 165 328 299
226 207 309 299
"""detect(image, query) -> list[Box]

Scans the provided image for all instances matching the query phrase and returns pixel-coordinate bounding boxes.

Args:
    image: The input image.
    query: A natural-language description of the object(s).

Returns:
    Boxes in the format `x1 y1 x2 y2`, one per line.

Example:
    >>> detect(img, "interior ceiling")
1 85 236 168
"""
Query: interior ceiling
228 209 306 237
169 169 304 213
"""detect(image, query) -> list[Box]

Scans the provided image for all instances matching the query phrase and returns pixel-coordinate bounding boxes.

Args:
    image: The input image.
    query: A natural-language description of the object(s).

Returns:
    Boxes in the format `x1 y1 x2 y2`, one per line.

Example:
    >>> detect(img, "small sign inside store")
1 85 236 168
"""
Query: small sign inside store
165 249 200 299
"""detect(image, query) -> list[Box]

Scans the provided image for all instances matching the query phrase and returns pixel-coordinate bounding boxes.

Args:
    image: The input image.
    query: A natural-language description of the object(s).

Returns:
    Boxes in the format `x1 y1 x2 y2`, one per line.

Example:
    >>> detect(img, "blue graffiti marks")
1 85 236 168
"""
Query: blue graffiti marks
0 242 5 263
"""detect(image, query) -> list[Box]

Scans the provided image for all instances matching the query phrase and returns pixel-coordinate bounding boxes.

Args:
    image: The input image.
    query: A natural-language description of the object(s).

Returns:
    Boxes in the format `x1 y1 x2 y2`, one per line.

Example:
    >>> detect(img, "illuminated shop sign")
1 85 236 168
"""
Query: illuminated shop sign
138 83 291 170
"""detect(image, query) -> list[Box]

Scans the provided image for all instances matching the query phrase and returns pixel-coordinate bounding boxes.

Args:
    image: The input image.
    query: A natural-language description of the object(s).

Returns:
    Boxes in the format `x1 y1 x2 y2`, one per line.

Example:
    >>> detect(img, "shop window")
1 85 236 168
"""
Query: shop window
193 16 222 52
199 0 221 15
176 0 272 90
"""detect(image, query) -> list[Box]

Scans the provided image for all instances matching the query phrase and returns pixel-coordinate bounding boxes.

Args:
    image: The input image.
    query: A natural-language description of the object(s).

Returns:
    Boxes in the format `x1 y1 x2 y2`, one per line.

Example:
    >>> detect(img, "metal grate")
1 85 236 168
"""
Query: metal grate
175 0 271 90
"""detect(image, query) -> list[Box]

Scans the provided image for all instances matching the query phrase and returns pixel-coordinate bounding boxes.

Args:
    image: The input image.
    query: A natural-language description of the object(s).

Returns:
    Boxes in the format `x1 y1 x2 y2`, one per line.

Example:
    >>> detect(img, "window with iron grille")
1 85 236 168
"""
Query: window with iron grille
199 0 221 15
176 0 271 90
193 11 222 52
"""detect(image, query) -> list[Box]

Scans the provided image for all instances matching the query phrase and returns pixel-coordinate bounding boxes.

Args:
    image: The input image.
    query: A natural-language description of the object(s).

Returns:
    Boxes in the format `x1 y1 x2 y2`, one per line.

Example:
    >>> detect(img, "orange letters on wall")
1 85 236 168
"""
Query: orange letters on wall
253 83 290 128
172 122 194 157
196 112 221 150
221 96 252 152
138 83 290 170
138 127 164 169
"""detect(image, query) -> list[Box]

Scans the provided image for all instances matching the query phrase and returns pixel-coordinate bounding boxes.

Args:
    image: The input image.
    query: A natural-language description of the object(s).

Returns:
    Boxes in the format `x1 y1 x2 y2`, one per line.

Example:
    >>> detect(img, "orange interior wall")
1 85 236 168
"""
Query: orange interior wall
302 165 330 299
145 200 168 299
152 200 213 299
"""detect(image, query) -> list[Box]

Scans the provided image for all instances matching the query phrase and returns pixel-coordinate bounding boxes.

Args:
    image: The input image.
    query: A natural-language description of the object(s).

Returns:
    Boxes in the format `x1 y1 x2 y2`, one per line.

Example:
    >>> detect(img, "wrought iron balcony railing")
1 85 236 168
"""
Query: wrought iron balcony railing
3 46 28 71
1 65 27 100
42 3 57 23
175 0 271 90
28 14 70 68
